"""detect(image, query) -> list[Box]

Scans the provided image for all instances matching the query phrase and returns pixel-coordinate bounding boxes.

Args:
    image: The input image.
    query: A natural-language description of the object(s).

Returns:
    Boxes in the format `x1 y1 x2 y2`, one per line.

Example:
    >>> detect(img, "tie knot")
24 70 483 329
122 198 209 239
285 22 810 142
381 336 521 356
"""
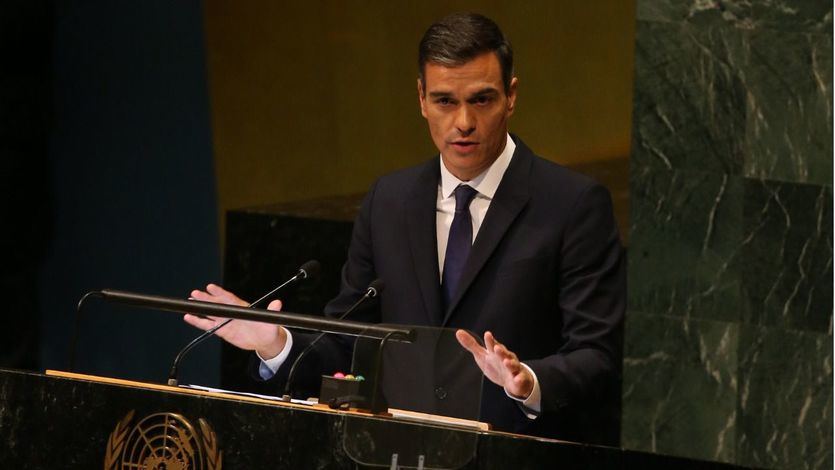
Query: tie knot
453 185 478 213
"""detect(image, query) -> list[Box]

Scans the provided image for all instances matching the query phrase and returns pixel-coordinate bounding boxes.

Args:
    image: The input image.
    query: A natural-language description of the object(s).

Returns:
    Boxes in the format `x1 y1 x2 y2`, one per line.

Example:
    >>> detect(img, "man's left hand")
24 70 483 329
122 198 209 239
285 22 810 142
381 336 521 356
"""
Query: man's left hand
456 330 534 399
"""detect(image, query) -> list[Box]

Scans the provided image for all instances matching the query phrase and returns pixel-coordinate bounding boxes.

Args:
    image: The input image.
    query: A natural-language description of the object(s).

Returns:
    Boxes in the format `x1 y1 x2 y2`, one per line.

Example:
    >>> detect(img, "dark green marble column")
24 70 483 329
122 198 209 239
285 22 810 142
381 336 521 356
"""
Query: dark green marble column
624 1 832 469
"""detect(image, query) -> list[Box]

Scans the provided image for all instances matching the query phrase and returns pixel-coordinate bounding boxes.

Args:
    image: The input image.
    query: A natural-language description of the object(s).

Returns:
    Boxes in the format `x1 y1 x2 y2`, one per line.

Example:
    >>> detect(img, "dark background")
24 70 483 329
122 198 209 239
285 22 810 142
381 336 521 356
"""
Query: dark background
1 0 221 386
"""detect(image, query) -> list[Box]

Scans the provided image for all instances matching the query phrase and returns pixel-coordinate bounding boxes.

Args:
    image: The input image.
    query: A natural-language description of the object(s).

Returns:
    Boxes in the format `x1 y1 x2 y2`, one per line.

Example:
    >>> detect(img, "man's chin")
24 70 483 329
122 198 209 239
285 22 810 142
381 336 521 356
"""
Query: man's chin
442 156 490 180
445 153 479 166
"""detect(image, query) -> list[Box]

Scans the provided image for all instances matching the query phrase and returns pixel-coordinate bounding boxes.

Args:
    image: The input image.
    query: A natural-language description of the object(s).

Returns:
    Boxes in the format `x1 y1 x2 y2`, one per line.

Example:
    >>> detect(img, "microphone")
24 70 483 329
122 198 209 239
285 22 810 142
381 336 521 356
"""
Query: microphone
282 279 384 400
167 260 321 386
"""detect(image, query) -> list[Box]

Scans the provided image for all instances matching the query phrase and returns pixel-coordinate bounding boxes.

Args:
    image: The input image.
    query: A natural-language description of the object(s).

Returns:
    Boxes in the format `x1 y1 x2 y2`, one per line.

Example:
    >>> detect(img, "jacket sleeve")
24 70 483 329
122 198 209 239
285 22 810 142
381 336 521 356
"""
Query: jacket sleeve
524 182 625 414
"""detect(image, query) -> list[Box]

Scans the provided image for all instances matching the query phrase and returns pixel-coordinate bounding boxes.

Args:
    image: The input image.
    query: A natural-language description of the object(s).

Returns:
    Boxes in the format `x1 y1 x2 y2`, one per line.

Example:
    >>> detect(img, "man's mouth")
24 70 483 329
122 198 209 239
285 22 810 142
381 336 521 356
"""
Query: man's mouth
450 141 479 153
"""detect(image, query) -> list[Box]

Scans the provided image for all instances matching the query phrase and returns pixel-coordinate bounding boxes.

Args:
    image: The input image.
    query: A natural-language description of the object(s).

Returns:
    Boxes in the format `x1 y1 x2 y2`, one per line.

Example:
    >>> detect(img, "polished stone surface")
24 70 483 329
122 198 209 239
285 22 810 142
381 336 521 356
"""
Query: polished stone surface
629 168 744 323
637 0 833 33
742 29 832 184
627 0 832 468
739 180 832 331
737 326 833 469
627 183 833 467
0 370 750 469
632 20 747 175
630 168 833 332
622 312 738 462
632 15 832 186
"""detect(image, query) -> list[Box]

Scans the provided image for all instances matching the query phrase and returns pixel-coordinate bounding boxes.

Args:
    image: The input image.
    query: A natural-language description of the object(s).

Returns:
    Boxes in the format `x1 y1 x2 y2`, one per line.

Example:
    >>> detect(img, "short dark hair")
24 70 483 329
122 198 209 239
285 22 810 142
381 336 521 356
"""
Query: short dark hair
418 13 514 93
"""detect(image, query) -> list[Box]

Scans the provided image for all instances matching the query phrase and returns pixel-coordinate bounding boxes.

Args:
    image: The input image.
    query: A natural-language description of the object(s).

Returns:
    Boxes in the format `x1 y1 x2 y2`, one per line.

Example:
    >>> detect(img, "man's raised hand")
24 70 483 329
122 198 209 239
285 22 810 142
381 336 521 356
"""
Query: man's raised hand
184 284 287 360
455 330 534 400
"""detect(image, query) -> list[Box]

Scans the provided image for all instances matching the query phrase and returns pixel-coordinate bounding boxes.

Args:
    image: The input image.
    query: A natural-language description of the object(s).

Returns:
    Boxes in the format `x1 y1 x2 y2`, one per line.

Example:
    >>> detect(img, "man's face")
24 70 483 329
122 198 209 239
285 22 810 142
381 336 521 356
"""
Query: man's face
418 52 518 181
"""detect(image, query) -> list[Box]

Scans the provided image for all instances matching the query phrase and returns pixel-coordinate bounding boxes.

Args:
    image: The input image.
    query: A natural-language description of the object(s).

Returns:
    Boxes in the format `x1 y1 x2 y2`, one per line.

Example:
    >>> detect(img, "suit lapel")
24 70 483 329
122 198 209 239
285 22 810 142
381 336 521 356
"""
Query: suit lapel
405 160 444 326
442 138 533 324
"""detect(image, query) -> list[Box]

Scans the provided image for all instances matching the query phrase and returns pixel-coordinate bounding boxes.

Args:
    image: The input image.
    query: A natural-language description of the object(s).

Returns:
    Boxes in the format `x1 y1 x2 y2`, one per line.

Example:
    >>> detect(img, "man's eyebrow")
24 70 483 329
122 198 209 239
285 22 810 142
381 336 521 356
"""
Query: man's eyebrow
469 87 499 97
428 87 500 99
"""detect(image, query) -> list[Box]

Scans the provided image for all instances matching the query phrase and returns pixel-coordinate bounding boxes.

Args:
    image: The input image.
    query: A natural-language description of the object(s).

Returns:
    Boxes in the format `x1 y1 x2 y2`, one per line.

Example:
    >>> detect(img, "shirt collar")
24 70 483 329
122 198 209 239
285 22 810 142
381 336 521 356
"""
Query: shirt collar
439 133 515 199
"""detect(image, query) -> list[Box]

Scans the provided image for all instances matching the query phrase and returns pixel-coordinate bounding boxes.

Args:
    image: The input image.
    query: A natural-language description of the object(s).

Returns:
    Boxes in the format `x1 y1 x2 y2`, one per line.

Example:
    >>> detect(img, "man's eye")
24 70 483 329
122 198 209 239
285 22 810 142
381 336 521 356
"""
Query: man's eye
474 95 491 105
437 97 452 105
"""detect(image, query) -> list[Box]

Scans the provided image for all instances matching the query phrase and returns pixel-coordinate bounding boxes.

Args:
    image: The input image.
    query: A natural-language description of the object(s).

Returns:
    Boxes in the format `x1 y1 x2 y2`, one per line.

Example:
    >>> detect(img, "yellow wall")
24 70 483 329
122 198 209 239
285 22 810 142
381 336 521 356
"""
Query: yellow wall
204 1 635 221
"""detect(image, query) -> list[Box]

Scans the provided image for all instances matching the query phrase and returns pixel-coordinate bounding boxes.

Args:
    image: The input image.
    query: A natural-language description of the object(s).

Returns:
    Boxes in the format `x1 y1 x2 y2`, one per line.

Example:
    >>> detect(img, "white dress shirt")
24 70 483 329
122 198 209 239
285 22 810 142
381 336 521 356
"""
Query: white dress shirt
260 134 540 417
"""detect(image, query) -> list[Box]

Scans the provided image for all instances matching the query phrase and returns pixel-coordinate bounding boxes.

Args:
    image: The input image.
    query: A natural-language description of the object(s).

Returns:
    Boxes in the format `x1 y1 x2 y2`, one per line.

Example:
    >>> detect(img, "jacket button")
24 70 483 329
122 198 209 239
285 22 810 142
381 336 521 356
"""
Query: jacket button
435 387 447 400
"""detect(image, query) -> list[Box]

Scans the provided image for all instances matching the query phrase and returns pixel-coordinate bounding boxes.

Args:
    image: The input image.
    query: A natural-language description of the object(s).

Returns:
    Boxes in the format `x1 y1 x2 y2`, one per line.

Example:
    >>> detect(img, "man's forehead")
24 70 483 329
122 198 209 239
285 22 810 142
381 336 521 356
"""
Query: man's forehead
422 54 504 93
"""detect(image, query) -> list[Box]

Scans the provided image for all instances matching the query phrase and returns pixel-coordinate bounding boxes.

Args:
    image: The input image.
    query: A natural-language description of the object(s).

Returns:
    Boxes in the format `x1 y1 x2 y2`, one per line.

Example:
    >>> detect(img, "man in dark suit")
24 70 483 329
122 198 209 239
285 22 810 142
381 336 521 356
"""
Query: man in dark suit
185 12 624 444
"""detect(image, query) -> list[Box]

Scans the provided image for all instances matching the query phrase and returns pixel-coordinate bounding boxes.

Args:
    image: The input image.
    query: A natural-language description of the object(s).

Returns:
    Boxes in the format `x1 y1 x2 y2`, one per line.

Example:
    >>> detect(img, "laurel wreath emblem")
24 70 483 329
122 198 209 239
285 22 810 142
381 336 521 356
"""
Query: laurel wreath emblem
104 410 133 470
104 411 222 470
200 418 223 470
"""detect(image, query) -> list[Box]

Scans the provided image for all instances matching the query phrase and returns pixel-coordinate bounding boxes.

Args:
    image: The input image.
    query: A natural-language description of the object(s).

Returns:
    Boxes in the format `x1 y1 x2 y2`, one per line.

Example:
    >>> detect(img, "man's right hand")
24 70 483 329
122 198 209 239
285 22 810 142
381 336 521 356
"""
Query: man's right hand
184 283 287 360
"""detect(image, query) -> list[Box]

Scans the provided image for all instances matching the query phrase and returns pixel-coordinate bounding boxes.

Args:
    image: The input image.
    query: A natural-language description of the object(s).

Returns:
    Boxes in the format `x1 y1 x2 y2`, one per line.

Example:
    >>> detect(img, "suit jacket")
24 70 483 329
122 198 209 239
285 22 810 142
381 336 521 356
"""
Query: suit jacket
261 135 625 444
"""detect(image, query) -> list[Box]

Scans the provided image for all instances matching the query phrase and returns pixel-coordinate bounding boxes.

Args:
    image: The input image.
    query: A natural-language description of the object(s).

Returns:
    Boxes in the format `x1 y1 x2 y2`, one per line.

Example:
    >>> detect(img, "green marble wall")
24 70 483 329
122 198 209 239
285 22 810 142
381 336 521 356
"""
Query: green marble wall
624 1 832 469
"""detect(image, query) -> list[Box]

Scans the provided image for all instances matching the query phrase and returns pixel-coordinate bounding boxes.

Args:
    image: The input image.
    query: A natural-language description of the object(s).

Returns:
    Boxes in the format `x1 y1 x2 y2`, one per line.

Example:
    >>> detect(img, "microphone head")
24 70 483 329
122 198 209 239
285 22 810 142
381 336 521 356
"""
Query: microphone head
367 279 385 298
298 260 321 280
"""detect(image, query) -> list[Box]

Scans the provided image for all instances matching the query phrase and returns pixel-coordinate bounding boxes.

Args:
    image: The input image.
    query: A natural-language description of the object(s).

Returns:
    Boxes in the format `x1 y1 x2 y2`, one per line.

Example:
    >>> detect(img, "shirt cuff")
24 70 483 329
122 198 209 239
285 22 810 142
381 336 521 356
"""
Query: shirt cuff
504 362 541 419
256 327 293 380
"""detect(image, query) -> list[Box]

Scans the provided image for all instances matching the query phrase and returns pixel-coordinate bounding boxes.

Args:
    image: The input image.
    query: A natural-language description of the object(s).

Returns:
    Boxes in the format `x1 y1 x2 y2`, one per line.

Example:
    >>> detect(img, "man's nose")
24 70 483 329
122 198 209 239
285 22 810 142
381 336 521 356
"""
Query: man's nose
454 106 476 136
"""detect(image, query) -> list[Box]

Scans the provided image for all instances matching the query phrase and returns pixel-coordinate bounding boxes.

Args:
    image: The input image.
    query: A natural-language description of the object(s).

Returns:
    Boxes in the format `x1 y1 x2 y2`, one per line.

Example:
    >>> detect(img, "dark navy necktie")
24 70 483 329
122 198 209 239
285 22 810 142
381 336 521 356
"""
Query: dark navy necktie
441 184 478 311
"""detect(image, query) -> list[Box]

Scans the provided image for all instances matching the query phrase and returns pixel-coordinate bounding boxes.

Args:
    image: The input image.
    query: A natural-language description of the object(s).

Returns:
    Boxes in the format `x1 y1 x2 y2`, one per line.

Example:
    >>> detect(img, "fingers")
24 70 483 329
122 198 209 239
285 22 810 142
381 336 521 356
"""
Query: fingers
495 343 518 362
484 330 497 352
189 284 247 307
183 313 218 331
456 329 485 357
485 331 516 360
503 357 522 375
190 289 213 301
267 299 283 311
464 331 519 366
460 329 532 395
486 332 530 396
485 332 524 380
189 287 227 304
205 283 230 297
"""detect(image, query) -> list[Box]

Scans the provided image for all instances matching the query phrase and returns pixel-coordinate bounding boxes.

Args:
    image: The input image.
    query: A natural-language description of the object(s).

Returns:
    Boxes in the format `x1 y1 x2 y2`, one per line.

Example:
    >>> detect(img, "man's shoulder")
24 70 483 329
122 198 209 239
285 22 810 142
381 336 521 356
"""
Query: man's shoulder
371 157 439 195
530 153 594 185
514 137 601 197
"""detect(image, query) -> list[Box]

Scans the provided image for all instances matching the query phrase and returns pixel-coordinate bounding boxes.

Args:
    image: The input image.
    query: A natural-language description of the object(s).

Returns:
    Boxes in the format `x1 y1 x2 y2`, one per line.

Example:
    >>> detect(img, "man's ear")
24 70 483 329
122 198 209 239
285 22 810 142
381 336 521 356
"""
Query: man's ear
417 78 428 118
506 76 519 115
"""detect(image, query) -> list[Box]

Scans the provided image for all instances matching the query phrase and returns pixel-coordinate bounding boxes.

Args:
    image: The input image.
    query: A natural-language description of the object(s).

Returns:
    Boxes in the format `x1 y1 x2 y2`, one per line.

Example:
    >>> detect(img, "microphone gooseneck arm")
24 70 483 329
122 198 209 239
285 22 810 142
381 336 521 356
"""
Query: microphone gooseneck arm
282 279 384 399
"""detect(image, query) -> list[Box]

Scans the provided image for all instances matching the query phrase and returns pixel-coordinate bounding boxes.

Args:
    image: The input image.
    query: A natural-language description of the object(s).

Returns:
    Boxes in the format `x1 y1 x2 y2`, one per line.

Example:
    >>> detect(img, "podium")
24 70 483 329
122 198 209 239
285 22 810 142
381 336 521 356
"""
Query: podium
0 369 749 469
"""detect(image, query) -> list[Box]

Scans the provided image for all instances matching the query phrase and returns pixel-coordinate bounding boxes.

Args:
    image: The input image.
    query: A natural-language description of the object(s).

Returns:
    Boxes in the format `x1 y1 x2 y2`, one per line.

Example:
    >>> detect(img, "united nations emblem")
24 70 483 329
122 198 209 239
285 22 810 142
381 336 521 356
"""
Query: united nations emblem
104 410 222 469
